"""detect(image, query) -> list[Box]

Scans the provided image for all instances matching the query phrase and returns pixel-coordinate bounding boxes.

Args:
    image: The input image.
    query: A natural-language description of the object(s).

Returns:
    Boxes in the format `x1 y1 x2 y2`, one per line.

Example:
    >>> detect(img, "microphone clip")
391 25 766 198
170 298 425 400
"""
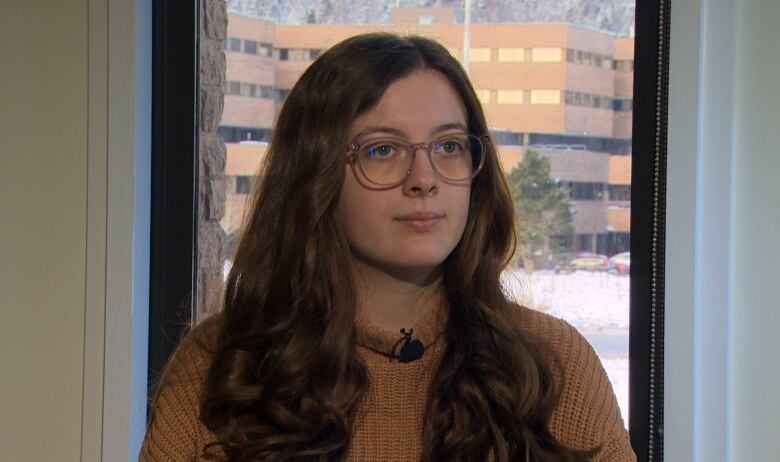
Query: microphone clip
391 328 425 363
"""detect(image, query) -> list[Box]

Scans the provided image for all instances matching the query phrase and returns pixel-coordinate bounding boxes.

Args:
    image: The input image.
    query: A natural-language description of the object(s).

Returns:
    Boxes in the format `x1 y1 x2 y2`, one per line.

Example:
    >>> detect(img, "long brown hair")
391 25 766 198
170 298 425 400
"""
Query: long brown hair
201 33 593 461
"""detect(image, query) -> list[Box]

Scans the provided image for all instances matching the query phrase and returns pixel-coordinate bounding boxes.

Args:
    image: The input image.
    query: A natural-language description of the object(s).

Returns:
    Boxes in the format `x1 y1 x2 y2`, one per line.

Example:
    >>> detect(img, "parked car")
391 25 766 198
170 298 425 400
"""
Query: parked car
560 253 611 273
609 252 631 275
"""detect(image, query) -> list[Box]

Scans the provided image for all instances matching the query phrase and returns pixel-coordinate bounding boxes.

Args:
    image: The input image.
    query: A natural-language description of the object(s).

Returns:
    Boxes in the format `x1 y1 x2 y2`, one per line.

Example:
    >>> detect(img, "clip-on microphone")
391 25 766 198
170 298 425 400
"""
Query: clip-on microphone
391 328 425 363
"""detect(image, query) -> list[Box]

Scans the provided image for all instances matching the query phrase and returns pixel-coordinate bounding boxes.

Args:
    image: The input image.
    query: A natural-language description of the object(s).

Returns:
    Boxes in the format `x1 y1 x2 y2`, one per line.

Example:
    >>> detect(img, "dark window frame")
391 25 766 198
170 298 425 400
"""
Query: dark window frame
149 2 669 460
149 0 199 402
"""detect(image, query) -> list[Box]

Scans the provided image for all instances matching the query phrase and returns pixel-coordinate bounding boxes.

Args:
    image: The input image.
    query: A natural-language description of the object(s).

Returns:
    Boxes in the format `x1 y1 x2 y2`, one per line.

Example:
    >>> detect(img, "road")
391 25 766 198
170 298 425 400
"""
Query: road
581 331 630 359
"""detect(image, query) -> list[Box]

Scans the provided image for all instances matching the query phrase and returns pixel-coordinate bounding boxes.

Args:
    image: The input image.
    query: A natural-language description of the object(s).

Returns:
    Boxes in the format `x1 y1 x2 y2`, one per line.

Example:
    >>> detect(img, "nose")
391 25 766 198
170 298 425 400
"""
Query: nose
402 145 438 196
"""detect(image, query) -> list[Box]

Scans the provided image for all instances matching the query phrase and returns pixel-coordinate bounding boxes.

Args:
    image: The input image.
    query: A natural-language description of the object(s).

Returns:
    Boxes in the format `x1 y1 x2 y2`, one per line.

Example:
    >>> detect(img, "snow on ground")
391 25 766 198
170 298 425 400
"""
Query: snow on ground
501 270 630 332
502 269 630 425
601 358 629 424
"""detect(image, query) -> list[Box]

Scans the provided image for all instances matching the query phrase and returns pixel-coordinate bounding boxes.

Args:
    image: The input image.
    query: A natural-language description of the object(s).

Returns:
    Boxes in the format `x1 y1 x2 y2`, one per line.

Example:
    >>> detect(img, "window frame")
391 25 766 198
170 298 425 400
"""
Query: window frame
148 0 199 401
629 0 670 459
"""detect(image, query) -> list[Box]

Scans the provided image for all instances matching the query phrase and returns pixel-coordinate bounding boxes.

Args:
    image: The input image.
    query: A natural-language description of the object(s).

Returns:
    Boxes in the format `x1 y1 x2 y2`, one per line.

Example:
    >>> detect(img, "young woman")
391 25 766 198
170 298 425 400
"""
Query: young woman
140 33 635 461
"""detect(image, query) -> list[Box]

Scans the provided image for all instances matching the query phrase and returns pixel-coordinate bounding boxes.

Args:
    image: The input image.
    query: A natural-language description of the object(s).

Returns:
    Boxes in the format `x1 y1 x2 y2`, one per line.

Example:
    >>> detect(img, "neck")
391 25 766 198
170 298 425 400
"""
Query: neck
352 258 444 333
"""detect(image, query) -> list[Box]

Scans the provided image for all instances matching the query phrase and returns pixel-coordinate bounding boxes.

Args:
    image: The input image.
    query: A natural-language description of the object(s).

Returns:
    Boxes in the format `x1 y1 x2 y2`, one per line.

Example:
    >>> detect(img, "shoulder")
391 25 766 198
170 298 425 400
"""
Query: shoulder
139 313 222 461
513 305 597 377
512 305 636 462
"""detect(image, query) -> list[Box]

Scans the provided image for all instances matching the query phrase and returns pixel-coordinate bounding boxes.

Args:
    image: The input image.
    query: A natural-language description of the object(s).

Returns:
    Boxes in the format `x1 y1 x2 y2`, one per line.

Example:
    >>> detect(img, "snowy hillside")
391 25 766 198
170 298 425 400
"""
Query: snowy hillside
228 0 636 35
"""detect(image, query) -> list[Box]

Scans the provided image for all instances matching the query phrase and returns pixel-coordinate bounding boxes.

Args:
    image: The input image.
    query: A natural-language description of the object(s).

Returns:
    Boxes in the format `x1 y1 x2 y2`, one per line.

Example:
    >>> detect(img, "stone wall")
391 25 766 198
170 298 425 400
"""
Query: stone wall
197 0 228 322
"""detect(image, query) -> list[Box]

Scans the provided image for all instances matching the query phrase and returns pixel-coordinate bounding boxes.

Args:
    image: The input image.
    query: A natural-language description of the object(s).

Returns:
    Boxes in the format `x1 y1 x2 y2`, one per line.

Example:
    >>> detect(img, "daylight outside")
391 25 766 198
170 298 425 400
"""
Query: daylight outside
202 0 635 424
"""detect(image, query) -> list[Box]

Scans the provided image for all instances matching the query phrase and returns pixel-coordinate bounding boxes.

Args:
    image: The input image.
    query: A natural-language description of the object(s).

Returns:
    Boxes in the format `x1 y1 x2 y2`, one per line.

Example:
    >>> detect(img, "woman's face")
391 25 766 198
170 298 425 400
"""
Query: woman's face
337 68 472 279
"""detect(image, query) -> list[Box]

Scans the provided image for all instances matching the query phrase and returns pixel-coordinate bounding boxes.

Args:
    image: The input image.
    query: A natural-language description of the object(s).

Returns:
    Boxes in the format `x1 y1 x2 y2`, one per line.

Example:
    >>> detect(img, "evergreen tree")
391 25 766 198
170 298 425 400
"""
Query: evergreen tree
506 150 574 270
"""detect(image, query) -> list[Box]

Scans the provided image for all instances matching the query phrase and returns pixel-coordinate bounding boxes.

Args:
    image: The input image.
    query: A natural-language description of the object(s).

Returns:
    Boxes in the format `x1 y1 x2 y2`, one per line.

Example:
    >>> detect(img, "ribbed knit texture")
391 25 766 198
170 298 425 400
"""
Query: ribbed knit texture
139 305 636 461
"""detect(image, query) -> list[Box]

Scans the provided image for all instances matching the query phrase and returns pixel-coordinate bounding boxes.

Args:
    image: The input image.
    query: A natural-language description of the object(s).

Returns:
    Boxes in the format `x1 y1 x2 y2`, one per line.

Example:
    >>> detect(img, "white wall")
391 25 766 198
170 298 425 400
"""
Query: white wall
729 0 780 459
666 0 780 461
0 1 149 460
0 1 88 460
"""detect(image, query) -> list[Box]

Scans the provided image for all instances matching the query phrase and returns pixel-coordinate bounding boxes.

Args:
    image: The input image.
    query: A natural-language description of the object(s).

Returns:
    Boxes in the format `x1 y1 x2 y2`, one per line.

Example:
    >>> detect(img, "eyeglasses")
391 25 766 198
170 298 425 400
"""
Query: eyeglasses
346 133 487 187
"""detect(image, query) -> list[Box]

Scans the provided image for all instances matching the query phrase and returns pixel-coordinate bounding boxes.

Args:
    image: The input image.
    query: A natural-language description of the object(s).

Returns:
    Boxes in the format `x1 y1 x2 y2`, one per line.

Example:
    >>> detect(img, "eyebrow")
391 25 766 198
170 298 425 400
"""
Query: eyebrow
353 122 468 140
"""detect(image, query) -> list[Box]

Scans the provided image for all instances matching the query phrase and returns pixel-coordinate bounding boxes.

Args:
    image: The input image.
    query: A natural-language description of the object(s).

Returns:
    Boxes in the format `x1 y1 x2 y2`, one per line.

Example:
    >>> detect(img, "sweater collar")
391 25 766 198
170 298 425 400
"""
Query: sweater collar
354 301 448 360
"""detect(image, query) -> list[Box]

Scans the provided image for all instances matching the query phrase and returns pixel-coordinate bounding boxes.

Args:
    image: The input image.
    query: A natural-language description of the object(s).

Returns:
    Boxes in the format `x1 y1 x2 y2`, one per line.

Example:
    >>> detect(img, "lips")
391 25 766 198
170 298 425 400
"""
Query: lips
394 212 445 232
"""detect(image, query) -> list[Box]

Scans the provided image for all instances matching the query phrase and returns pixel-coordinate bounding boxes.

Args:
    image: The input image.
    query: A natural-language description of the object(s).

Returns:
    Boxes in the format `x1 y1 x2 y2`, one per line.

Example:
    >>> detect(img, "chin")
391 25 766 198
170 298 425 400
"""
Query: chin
386 252 450 272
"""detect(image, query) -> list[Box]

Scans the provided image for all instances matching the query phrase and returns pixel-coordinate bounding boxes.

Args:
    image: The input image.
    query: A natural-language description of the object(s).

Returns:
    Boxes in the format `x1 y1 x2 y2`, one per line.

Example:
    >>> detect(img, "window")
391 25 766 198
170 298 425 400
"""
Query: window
615 59 634 72
148 2 672 459
469 48 491 62
419 15 434 24
274 88 289 101
259 85 271 99
531 47 562 62
240 83 256 97
530 89 561 104
475 89 491 104
258 43 272 57
497 90 523 104
235 176 252 194
290 49 305 61
609 185 631 201
243 39 257 54
229 37 241 52
565 182 606 200
498 47 524 62
613 98 633 111
582 51 593 65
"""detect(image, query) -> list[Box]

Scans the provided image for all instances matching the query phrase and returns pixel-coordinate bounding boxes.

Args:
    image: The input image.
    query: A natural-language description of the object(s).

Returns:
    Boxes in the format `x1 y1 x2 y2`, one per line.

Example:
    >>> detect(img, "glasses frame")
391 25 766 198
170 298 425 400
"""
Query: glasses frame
345 133 489 187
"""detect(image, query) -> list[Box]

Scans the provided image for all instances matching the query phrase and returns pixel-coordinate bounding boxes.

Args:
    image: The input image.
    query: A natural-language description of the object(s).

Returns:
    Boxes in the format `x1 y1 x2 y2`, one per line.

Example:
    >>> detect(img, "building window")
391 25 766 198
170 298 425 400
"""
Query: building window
577 233 593 251
226 81 240 95
582 51 593 65
229 37 241 52
235 176 252 194
243 39 257 54
531 47 562 62
498 47 524 62
497 90 524 104
530 89 561 105
259 85 271 99
615 59 634 72
475 89 491 104
240 83 257 97
277 48 289 61
469 48 492 62
274 88 290 101
609 185 631 201
565 182 606 200
613 98 633 111
310 48 322 60
258 43 272 57
419 14 434 24
290 49 305 61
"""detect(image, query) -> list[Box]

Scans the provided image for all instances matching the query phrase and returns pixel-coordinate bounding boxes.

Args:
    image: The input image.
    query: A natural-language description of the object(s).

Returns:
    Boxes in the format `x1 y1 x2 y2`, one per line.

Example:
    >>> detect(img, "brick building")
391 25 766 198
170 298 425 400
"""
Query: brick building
218 7 634 259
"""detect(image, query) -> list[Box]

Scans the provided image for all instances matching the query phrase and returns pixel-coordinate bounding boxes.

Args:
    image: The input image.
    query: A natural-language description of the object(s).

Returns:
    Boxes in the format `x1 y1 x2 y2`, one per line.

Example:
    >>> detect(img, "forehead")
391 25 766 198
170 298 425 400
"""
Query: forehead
348 68 468 140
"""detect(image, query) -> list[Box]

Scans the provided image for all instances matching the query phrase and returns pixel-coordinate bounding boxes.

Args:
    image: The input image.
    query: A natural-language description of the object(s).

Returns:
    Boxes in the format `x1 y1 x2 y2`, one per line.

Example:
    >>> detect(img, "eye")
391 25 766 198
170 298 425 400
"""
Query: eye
435 139 465 155
361 142 399 160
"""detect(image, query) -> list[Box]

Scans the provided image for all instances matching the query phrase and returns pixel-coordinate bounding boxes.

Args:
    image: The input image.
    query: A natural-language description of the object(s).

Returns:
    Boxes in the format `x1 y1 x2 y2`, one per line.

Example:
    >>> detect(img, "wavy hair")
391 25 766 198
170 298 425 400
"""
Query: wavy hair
200 33 594 461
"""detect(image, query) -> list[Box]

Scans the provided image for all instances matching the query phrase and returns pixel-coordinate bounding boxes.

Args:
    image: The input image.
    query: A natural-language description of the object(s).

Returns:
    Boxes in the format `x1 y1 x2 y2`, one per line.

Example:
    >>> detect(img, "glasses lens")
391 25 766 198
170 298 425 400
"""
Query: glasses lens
430 134 485 181
356 140 411 185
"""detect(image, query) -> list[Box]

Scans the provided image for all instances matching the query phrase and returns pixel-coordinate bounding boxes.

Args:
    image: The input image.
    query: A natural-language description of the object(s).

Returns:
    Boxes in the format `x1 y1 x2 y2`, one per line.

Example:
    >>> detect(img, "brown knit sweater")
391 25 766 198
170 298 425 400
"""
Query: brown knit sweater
139 304 636 461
